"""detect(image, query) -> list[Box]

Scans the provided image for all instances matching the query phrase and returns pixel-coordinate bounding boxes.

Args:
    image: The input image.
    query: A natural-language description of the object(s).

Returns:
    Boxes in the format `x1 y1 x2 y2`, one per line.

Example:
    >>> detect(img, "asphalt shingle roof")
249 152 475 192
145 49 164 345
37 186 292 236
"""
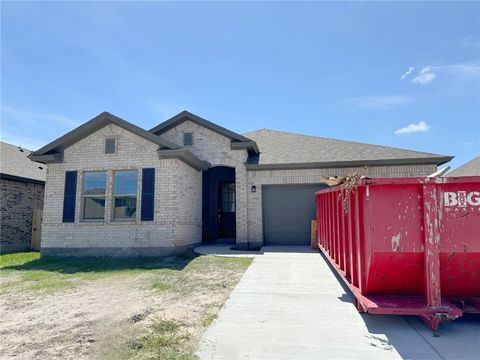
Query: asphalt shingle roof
1 141 47 182
243 129 451 166
447 156 480 177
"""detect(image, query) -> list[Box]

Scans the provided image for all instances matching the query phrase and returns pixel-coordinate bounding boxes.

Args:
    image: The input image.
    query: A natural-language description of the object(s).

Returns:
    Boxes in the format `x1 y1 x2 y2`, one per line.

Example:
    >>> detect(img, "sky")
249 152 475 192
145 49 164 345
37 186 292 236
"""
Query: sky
1 1 479 170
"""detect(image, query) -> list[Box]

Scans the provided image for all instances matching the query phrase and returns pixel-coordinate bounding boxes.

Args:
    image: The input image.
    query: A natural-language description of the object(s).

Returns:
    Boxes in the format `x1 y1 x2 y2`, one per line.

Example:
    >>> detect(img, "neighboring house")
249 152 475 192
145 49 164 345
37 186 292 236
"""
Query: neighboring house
1 141 46 253
29 111 452 256
447 156 480 177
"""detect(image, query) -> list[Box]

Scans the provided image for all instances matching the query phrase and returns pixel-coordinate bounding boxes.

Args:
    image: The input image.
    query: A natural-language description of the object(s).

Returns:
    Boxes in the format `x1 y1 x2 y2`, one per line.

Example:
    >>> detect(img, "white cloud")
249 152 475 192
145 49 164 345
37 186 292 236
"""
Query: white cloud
410 61 479 85
0 105 80 128
445 62 480 77
0 130 46 151
412 66 437 84
461 37 480 48
394 121 430 135
400 67 415 80
343 95 411 110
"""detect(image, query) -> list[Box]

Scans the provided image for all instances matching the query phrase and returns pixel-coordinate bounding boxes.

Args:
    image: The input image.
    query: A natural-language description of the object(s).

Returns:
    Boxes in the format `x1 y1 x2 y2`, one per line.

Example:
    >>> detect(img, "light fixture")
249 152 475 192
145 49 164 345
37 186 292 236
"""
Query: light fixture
251 185 256 193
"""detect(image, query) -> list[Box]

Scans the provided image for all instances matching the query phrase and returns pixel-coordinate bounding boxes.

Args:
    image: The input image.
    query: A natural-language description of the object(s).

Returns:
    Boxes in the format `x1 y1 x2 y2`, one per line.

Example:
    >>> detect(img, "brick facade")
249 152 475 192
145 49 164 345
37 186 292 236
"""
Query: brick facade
161 120 249 246
0 178 44 253
41 123 202 256
41 120 438 255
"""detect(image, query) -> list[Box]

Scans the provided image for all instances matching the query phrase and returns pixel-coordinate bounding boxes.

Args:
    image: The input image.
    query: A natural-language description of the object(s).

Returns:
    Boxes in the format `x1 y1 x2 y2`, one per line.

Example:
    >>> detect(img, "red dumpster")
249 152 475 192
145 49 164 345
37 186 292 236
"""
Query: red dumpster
315 176 480 330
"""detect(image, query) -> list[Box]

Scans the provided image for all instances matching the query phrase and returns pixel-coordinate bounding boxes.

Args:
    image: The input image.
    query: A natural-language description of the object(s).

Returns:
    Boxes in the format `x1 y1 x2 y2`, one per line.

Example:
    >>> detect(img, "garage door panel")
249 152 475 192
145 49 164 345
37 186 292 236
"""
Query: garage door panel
264 231 284 244
263 184 326 246
284 232 299 243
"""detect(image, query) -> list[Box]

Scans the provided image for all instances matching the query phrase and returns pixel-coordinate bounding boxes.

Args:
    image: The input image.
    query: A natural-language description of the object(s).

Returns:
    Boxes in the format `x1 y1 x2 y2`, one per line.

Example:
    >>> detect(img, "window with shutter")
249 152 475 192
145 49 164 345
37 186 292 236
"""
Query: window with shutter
62 171 77 222
105 137 116 154
141 168 155 221
113 170 138 220
183 132 193 146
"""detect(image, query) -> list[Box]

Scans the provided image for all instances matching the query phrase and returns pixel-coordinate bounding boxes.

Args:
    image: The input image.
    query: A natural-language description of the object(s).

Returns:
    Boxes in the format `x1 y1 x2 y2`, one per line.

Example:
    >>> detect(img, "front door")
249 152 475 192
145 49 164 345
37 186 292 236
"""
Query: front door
217 181 236 239
202 166 236 243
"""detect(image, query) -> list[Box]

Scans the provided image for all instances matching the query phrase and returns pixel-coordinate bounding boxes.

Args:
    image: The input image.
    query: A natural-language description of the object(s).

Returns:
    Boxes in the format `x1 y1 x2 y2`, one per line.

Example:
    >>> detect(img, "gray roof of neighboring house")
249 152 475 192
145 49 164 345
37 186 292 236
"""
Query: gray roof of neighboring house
0 141 47 183
243 129 453 169
447 156 480 177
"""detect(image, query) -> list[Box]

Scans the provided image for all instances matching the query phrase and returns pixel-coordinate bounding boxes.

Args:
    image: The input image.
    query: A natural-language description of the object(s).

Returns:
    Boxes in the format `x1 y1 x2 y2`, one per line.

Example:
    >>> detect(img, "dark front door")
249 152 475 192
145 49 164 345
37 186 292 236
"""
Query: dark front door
218 182 236 239
202 166 236 243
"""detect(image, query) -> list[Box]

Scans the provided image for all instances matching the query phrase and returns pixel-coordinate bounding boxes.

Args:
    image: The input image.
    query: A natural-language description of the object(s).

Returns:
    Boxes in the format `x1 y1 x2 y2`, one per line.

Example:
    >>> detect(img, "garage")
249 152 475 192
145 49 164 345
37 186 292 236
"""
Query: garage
262 184 326 245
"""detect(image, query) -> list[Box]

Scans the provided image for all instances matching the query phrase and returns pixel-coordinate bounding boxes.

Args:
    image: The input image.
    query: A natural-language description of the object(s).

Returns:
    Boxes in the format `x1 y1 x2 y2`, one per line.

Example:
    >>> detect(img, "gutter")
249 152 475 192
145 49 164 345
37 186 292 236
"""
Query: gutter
28 153 63 164
157 149 210 171
245 156 454 171
230 140 260 154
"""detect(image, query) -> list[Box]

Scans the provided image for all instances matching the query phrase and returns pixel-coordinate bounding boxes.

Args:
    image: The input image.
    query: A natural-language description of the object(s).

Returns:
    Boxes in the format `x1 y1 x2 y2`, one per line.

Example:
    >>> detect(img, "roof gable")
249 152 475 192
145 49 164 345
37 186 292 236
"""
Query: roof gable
30 112 180 162
150 110 253 143
244 129 453 168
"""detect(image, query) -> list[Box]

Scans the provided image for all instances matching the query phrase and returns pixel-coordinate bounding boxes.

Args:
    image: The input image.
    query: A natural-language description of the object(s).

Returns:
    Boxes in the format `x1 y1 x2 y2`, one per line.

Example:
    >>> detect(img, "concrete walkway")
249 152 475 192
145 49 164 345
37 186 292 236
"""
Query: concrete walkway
197 246 480 360
194 244 258 258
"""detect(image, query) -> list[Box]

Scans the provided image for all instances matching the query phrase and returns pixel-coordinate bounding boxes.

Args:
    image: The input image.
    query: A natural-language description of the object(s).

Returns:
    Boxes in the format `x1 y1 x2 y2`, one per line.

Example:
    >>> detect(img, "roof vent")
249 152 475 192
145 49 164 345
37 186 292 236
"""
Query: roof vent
105 137 117 154
183 132 194 146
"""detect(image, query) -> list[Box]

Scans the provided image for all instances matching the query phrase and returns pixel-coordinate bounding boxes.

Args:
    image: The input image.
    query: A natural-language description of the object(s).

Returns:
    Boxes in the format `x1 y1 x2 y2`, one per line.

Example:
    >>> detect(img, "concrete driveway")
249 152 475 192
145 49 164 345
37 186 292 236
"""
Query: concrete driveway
197 246 479 360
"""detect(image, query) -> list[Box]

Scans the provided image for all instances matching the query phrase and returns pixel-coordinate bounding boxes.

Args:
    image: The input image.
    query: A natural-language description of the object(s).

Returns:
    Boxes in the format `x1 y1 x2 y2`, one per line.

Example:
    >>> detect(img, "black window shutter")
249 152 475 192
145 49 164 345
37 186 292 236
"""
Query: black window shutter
62 171 77 223
141 168 155 221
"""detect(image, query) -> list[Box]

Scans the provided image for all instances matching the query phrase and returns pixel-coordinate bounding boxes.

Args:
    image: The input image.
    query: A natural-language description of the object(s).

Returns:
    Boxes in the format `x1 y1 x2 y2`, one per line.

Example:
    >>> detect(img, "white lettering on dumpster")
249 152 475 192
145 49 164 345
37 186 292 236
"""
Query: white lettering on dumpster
444 191 480 207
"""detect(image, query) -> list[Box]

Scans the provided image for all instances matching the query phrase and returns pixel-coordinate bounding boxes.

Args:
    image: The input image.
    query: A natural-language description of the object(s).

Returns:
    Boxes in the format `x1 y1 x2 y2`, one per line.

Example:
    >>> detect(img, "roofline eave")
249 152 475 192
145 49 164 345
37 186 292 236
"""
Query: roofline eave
230 140 260 154
246 156 454 171
30 112 180 157
157 148 210 171
150 110 254 143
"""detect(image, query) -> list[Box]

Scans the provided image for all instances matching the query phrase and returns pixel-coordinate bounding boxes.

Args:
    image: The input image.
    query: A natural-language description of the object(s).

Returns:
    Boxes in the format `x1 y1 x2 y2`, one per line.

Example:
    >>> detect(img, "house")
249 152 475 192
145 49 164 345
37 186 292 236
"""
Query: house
1 141 46 253
29 111 452 256
447 156 480 177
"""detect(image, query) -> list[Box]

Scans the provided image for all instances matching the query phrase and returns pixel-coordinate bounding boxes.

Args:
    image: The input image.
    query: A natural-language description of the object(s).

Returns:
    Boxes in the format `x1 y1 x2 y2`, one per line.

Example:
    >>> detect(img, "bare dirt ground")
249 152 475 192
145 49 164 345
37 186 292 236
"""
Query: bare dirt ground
0 254 251 359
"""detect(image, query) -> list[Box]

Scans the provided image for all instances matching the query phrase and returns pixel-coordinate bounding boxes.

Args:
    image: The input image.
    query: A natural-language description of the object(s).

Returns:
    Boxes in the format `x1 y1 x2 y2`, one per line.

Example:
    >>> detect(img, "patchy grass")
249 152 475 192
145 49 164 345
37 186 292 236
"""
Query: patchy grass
0 251 41 268
201 312 218 327
0 251 195 294
151 281 177 292
1 251 252 360
112 318 196 360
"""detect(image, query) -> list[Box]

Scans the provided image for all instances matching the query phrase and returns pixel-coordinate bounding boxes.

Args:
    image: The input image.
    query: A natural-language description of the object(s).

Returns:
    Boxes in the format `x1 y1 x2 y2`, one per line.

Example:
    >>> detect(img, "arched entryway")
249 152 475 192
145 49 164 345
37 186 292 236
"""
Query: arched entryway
202 166 236 243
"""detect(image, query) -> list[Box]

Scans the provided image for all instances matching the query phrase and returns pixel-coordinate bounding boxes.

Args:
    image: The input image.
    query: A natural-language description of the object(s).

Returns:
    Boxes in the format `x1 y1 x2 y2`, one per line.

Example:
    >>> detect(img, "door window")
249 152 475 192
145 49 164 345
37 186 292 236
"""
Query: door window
221 182 235 213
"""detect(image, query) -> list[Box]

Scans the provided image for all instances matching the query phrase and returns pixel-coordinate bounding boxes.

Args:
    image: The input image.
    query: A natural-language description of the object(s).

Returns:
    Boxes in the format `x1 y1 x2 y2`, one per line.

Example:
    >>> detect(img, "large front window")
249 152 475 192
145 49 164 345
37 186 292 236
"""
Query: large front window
113 170 138 220
83 171 107 220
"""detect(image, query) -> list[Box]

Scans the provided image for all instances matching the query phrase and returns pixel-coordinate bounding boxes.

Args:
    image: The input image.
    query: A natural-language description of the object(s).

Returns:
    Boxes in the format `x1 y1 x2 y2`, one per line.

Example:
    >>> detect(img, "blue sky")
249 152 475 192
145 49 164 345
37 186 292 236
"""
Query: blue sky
1 1 479 170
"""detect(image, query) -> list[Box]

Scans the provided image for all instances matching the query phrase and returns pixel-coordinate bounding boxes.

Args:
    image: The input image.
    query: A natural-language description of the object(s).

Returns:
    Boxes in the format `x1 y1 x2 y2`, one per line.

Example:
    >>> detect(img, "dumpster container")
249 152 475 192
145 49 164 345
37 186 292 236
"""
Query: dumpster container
315 176 480 330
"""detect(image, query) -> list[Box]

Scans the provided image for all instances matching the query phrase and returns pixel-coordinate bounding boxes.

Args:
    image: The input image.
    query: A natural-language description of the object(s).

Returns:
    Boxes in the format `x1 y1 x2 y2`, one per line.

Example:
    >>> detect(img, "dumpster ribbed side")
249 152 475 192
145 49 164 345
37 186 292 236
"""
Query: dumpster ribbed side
315 176 480 330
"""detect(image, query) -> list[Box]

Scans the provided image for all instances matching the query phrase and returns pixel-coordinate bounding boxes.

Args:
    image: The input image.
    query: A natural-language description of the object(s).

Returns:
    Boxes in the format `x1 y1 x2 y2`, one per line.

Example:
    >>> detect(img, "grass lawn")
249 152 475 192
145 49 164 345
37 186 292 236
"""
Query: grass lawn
0 251 252 359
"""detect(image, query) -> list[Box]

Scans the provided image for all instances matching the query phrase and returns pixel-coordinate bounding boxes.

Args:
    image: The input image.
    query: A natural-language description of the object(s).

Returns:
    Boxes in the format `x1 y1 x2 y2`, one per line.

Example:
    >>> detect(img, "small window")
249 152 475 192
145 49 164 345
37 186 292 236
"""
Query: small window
105 137 117 154
183 132 194 146
83 172 107 220
113 170 138 220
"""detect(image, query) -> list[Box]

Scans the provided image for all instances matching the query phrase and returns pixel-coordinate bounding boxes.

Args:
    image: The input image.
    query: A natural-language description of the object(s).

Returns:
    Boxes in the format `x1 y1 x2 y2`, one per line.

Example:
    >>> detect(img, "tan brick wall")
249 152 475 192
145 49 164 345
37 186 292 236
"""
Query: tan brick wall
42 123 202 255
246 164 437 244
162 121 249 244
